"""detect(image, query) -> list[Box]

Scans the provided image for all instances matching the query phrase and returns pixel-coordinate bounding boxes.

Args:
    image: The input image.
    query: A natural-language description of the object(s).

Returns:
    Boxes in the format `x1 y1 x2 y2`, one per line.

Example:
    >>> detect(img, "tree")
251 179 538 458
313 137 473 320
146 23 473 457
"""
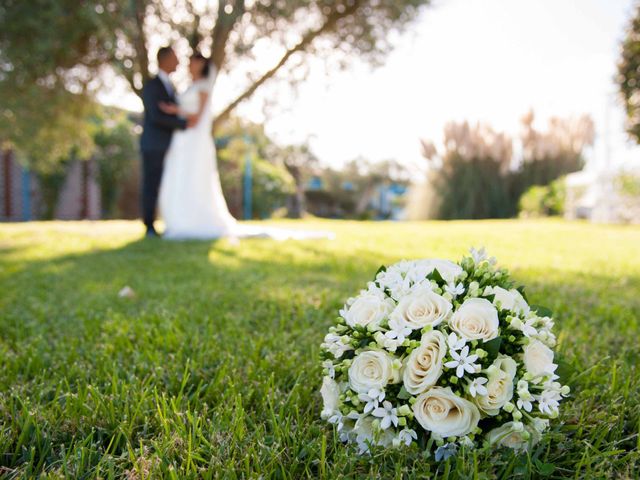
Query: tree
1 0 430 170
0 0 110 171
267 143 319 218
618 3 640 143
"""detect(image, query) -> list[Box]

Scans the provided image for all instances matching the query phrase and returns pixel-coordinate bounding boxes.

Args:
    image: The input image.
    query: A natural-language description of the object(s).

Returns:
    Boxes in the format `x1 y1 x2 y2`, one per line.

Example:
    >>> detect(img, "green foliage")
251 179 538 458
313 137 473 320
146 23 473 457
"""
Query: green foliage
618 3 640 143
432 155 515 219
519 177 567 218
250 158 295 219
617 172 640 197
216 119 295 219
0 219 639 477
0 0 112 170
92 110 139 218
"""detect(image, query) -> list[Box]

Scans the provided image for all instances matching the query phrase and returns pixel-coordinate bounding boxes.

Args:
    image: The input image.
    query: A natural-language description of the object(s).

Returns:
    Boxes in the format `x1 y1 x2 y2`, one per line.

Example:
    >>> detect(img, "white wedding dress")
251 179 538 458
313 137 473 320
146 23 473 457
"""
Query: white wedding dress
159 69 334 241
159 70 237 239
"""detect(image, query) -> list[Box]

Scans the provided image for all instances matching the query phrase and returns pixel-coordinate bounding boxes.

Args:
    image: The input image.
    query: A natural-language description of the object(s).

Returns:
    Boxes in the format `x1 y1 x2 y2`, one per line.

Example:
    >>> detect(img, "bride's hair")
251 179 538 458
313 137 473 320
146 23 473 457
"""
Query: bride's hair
191 52 210 78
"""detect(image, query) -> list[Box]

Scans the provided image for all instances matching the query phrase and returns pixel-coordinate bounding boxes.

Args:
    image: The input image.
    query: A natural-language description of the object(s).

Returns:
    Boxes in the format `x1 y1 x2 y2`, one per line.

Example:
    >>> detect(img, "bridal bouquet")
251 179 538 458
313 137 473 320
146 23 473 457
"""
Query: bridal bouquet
320 248 568 457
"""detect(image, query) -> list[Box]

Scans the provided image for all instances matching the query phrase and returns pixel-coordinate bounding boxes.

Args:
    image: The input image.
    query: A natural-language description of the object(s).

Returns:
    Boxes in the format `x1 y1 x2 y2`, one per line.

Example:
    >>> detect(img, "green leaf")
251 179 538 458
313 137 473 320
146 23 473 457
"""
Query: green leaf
482 337 502 360
516 285 528 302
530 305 553 318
374 265 387 280
397 386 411 400
483 294 496 304
534 459 556 477
427 268 445 284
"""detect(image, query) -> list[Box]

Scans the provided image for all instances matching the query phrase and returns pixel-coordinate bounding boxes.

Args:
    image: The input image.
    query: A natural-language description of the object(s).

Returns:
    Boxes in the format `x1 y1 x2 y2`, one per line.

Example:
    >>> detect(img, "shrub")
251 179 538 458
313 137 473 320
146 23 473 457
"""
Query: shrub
519 177 566 217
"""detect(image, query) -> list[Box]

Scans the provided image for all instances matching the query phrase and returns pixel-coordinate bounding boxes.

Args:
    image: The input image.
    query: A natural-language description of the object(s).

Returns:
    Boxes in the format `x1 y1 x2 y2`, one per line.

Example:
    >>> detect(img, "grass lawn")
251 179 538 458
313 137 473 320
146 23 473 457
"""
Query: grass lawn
0 219 639 479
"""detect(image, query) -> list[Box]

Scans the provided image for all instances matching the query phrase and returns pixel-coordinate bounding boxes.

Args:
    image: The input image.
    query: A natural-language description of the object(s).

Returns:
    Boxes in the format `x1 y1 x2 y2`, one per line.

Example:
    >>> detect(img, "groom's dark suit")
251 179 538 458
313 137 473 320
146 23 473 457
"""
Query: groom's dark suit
140 75 187 233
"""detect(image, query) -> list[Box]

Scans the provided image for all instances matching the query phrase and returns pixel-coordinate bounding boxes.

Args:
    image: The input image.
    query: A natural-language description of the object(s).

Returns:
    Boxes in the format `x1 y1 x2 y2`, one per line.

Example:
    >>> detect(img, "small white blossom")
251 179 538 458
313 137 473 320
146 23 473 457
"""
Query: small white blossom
328 412 344 431
469 377 488 397
396 428 417 446
521 317 538 337
447 331 466 351
372 401 399 430
445 346 480 378
358 388 385 414
536 390 560 415
470 247 496 265
445 282 465 298
385 317 412 344
322 360 336 379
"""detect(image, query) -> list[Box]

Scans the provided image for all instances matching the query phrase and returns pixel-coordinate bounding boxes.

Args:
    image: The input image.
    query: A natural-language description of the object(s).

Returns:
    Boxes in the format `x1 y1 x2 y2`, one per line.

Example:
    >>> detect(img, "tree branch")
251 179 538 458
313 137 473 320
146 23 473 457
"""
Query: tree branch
212 1 362 133
211 0 246 71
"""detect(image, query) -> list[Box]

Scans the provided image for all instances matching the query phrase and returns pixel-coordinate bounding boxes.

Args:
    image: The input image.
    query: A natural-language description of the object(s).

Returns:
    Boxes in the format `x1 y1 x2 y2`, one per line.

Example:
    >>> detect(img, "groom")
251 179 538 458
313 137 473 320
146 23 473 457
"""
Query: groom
140 46 196 237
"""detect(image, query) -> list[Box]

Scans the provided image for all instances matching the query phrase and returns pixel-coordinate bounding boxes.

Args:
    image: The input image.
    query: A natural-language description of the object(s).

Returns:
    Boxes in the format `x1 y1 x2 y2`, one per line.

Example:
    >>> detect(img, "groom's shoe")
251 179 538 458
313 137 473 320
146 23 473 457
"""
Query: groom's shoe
145 227 161 238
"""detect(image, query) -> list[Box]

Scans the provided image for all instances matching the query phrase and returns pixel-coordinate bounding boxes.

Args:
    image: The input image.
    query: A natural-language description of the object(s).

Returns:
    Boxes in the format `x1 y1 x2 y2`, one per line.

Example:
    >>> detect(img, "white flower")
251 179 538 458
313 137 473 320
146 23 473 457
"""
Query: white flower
348 350 399 394
475 355 517 415
322 360 336 379
521 317 538 337
447 331 466 351
320 376 341 419
469 377 488 397
403 330 447 394
485 286 530 316
449 298 499 342
321 333 353 359
424 259 464 284
523 340 557 378
328 411 345 431
537 389 561 415
470 246 496 265
445 282 465 298
516 380 533 412
385 317 412 344
340 290 394 330
372 400 399 430
395 428 417 447
352 415 395 454
531 417 550 433
413 387 480 437
444 345 480 378
358 388 385 414
390 286 452 330
487 422 538 451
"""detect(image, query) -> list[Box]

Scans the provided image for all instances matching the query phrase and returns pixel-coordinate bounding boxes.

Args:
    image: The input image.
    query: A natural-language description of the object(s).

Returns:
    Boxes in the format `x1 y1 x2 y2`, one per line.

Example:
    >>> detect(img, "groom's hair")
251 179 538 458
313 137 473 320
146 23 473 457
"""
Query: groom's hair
157 46 174 63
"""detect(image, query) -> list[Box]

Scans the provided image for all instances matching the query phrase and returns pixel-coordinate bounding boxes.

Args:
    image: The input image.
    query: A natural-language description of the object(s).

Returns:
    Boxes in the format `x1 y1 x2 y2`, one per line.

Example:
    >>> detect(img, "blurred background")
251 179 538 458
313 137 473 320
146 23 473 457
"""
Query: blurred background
1 0 639 223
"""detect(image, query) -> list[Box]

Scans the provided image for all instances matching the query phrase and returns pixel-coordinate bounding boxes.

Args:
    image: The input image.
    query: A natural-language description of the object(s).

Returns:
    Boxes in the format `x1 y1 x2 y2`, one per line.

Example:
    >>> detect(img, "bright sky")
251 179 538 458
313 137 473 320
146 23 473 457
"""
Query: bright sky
101 0 640 170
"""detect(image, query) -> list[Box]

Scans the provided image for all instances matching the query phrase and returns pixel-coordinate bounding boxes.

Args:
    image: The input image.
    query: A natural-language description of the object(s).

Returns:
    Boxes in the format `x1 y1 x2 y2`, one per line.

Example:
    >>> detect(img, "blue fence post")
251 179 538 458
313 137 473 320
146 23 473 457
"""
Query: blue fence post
21 166 32 221
243 133 252 220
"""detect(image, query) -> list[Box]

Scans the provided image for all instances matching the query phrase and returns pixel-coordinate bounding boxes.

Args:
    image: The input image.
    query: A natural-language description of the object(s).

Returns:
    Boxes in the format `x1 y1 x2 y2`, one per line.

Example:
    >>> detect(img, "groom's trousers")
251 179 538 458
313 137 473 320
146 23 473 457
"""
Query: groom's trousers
141 149 166 230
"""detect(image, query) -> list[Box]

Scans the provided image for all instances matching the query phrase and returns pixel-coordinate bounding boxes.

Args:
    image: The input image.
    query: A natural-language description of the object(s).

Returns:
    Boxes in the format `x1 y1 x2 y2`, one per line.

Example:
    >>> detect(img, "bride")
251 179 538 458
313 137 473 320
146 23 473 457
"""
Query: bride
158 52 236 240
158 51 334 242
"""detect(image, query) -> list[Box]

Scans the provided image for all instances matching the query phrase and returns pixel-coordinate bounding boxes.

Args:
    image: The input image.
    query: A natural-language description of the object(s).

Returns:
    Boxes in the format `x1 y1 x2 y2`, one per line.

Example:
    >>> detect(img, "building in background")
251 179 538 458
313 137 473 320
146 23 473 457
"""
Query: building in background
0 148 101 221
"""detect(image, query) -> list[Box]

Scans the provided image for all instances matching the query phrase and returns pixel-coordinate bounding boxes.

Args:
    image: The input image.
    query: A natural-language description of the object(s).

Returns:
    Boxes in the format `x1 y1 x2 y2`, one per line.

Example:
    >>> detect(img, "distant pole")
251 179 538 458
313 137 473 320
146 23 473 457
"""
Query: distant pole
243 133 252 220
21 166 31 221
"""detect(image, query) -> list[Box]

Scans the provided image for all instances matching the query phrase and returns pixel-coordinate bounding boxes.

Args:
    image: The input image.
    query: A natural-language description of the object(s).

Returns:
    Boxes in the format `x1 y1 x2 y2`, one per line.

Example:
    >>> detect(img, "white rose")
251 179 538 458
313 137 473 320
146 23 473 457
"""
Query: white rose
487 422 541 451
341 291 393 330
348 350 399 393
523 340 557 378
320 376 340 419
449 298 499 341
485 286 530 316
390 286 452 330
413 387 480 437
403 330 447 394
476 355 517 415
